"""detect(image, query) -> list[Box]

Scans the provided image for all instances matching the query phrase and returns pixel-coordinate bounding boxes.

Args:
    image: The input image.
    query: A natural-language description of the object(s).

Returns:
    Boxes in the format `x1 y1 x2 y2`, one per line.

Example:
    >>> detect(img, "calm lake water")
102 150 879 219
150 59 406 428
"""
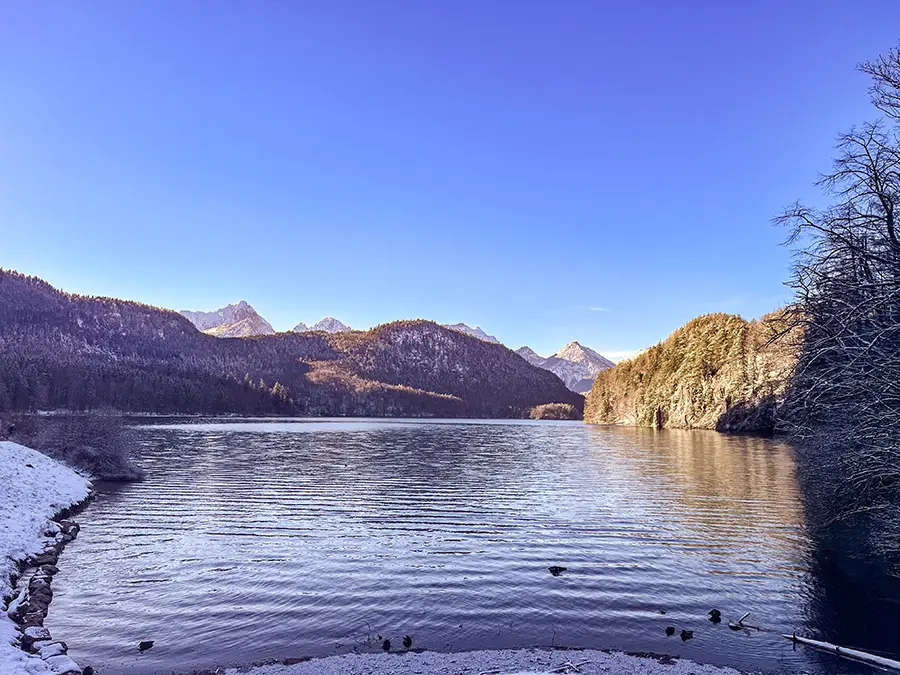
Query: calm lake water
44 419 895 674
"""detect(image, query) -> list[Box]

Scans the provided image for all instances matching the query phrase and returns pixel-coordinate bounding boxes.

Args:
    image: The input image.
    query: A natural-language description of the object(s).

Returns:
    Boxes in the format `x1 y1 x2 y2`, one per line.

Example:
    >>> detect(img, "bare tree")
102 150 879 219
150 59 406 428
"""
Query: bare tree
777 47 900 571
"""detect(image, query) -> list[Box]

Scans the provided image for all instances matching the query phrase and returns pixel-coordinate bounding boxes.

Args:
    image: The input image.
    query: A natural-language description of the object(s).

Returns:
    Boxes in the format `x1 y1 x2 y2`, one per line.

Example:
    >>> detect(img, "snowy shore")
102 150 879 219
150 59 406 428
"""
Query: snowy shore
220 647 744 675
0 441 91 675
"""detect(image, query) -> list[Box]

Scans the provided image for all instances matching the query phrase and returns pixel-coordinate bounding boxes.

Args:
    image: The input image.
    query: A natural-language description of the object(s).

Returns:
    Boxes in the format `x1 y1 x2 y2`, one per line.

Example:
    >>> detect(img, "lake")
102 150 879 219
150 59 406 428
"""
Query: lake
43 419 894 674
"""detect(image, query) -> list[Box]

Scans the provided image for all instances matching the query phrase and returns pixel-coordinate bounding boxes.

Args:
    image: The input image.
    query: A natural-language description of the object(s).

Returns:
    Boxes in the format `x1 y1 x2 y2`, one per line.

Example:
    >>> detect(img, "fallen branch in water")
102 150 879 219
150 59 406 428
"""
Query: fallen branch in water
782 634 900 670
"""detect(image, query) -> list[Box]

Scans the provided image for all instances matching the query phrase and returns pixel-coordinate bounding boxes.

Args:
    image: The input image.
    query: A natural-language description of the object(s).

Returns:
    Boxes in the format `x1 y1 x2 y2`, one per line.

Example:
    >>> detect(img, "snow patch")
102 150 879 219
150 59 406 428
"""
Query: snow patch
223 647 742 675
0 441 90 675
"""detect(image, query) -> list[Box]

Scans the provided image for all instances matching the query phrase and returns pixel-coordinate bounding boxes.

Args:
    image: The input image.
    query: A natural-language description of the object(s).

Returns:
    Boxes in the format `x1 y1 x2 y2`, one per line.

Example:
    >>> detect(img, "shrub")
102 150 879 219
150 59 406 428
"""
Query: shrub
16 411 145 481
529 403 581 420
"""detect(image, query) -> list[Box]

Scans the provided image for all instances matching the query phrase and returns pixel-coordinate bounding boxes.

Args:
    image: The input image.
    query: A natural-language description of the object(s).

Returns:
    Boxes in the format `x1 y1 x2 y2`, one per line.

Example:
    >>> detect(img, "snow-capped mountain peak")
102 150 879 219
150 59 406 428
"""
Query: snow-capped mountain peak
443 323 500 344
516 340 615 393
293 317 352 334
553 341 615 372
181 301 275 338
515 346 545 367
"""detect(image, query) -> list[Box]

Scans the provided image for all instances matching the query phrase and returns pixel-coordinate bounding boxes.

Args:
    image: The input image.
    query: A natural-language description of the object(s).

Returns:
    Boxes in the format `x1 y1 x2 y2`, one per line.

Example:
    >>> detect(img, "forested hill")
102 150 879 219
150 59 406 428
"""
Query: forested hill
584 311 798 433
0 270 581 418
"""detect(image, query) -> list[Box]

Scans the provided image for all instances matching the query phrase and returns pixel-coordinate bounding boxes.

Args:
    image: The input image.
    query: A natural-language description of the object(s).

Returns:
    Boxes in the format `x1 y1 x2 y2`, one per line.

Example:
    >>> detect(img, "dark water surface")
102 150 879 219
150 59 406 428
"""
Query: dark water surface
44 419 893 674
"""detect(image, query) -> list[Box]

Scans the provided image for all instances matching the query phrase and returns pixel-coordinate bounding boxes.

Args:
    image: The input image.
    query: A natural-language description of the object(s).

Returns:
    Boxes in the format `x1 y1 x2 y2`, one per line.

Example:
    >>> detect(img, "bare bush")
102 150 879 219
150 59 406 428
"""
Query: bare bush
18 411 144 481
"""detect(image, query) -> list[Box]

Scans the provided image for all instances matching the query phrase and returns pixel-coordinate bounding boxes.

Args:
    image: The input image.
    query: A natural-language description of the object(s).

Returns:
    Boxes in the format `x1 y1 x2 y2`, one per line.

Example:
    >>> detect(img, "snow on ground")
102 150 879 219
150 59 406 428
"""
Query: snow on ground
223 647 744 675
0 441 91 674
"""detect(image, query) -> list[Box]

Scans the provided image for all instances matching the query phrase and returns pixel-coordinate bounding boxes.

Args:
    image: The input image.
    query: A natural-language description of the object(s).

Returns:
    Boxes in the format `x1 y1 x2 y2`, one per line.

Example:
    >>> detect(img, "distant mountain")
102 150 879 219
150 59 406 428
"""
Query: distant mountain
515 346 545 367
0 270 581 419
443 323 500 344
181 301 275 338
292 317 352 334
516 341 614 393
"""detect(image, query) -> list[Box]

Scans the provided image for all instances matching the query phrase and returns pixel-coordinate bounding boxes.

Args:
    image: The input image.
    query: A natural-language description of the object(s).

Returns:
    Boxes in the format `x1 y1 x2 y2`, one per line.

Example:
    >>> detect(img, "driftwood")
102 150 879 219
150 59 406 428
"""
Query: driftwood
782 634 900 670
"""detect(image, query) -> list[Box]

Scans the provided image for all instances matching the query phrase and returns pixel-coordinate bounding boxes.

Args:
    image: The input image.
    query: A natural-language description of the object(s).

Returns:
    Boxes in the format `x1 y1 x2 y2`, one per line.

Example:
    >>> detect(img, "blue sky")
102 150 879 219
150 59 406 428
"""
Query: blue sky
1 2 897 358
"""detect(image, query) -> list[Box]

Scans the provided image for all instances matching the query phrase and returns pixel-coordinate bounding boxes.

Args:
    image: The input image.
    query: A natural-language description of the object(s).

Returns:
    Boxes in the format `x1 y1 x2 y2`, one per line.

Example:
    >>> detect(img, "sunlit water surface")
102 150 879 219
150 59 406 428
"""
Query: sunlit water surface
44 419 892 674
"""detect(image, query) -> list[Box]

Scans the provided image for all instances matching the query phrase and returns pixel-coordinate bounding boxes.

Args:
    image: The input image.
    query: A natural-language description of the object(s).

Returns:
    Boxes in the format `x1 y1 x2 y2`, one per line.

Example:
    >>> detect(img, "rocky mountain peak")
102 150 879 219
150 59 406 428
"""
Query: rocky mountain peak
293 317 352 334
443 323 500 344
181 302 275 337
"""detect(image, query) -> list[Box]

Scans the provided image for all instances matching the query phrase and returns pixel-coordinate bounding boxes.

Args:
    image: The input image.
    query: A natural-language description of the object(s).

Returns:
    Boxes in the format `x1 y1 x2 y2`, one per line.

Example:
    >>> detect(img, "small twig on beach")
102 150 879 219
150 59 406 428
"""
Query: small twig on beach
550 660 589 674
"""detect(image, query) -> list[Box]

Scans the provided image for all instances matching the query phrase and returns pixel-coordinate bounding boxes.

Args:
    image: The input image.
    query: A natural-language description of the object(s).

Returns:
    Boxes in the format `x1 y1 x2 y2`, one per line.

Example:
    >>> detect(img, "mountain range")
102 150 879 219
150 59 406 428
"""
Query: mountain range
292 317 352 334
0 270 582 418
181 302 614 394
516 342 615 393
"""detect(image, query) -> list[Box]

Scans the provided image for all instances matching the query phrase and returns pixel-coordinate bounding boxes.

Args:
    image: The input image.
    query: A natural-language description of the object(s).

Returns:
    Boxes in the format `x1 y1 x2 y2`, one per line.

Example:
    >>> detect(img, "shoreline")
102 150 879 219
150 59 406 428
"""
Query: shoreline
202 646 745 675
0 441 93 675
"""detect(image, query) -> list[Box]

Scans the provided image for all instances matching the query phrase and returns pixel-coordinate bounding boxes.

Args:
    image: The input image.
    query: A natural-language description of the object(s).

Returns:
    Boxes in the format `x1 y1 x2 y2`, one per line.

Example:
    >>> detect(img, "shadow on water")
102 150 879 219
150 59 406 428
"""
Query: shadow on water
793 460 900 665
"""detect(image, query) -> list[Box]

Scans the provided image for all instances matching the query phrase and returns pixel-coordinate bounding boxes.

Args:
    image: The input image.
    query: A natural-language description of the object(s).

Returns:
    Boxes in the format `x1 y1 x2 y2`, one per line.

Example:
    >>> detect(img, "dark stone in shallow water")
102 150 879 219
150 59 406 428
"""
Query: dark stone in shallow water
548 566 567 576
381 639 391 651
665 626 675 636
680 629 693 641
138 640 154 652
283 657 311 665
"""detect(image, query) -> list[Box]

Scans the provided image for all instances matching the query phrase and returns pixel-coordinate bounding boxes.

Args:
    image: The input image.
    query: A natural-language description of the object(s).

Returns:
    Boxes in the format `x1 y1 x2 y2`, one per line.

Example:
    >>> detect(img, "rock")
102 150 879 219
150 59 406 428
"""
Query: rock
138 640 154 652
39 641 68 658
708 609 722 623
680 629 694 641
381 639 391 651
83 667 95 675
658 655 677 665
23 625 50 640
59 521 80 537
46 654 82 674
665 626 675 636
548 566 567 576
20 626 51 651
31 551 58 566
41 564 60 577
402 635 412 649
21 610 46 627
29 639 53 655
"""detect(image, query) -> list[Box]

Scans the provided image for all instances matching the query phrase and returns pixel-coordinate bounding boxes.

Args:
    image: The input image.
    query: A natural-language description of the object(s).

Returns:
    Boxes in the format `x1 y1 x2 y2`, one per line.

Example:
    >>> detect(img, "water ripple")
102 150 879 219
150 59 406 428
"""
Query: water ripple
42 419 859 674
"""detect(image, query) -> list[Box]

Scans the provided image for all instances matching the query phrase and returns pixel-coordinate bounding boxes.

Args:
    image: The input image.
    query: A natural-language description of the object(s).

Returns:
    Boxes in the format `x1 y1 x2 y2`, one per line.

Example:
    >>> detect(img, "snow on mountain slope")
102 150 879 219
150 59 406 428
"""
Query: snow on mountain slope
514 346 545 367
554 341 615 373
181 301 275 338
541 341 615 391
443 323 500 344
292 317 352 334
516 341 615 392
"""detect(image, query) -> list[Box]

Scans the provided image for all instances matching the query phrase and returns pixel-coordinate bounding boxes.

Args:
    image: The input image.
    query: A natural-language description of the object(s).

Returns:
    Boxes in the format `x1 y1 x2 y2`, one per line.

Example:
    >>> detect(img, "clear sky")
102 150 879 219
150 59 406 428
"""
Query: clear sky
1 2 898 358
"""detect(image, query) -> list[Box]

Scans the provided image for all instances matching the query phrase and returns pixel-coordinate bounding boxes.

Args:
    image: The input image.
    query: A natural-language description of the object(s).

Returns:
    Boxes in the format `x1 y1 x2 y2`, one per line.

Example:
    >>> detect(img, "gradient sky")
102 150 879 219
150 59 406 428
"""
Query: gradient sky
1 2 898 358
